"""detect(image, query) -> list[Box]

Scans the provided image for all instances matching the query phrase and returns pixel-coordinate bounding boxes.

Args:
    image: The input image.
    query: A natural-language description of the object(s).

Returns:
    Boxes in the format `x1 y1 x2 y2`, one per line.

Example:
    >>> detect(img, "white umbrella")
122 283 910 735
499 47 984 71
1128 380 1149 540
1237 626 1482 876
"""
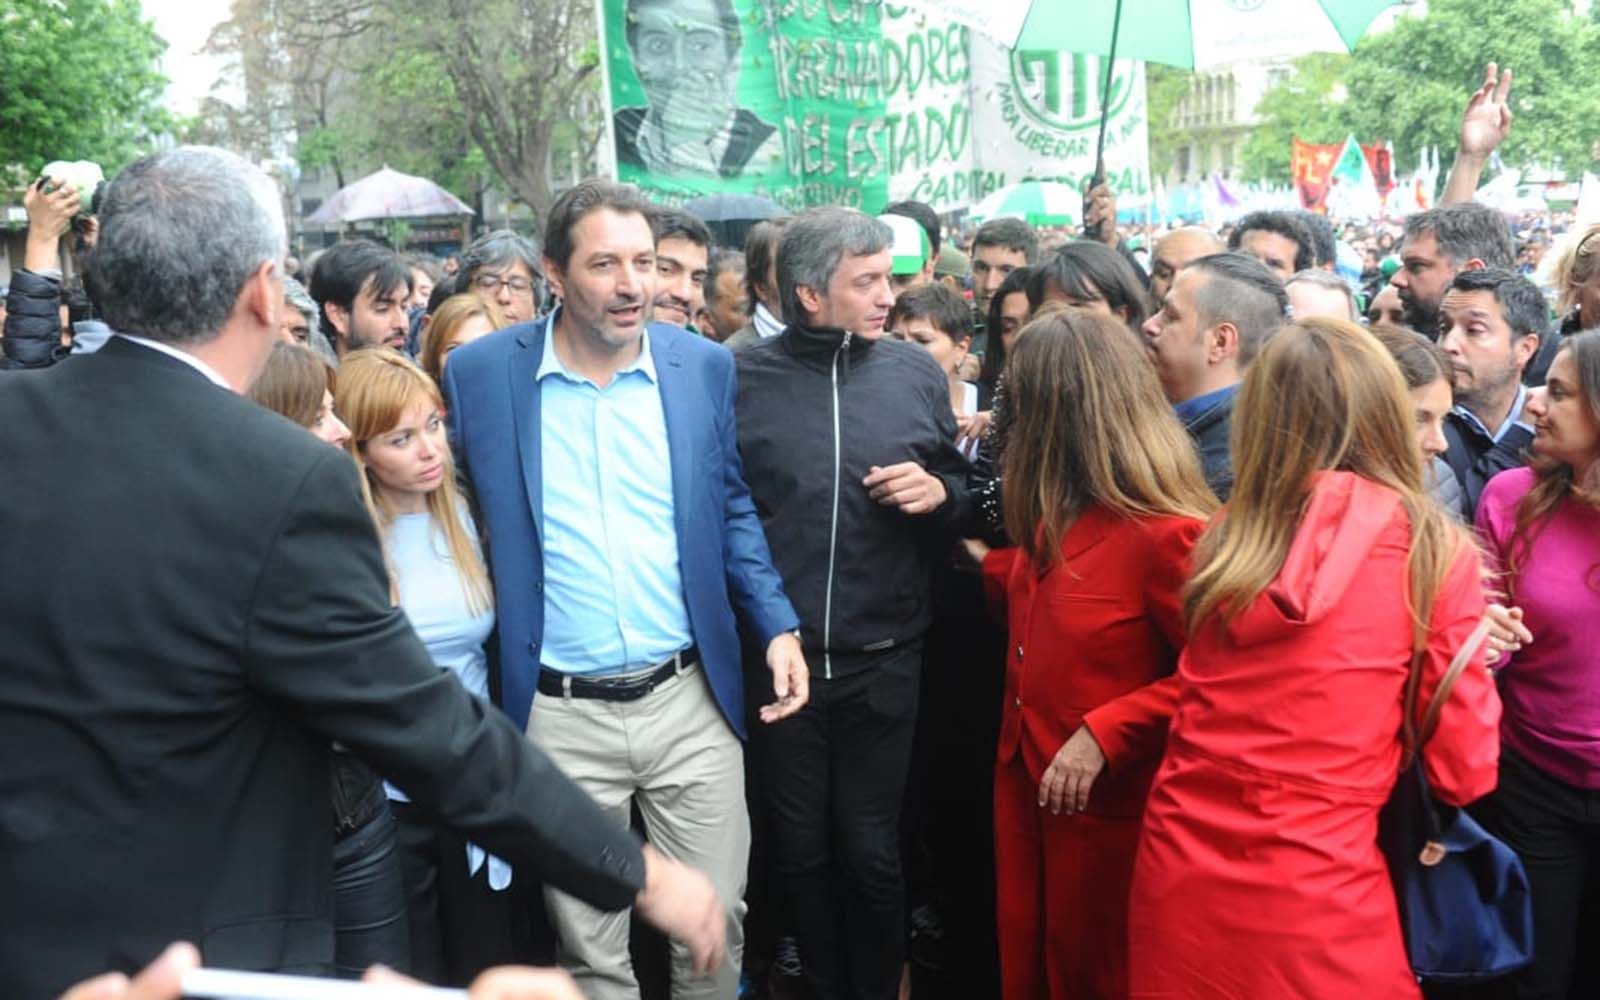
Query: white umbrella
970 181 1081 227
306 166 473 224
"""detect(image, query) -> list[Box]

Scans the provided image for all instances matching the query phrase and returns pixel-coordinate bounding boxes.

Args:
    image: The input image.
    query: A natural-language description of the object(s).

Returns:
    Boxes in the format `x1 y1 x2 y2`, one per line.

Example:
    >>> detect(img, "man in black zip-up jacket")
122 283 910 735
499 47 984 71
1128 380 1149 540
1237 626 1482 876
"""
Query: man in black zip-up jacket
734 207 972 1000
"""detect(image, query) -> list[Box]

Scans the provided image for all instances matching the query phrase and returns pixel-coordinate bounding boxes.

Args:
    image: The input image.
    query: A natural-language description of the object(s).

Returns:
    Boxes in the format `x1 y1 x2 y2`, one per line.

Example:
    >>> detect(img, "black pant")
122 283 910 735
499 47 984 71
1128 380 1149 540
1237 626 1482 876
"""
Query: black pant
332 804 411 978
902 564 1005 1000
1475 747 1600 1000
751 643 922 1000
392 800 534 986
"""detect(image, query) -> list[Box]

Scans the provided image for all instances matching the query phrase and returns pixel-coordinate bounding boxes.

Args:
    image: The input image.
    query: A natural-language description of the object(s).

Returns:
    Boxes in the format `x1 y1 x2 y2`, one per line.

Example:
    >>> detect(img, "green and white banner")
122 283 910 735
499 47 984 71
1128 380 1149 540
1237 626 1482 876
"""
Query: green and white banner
598 0 1149 214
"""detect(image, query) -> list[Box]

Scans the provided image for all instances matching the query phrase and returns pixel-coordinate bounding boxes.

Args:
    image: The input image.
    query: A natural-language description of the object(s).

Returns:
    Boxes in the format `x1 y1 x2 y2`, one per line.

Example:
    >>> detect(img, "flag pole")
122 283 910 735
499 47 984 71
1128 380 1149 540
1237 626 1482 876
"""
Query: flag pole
1091 0 1125 187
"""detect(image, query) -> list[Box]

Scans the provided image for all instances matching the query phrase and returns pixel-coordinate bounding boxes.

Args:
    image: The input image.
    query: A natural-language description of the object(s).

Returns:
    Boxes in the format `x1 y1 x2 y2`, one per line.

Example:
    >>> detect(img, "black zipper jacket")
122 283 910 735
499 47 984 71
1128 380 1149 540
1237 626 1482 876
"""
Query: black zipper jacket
734 324 972 679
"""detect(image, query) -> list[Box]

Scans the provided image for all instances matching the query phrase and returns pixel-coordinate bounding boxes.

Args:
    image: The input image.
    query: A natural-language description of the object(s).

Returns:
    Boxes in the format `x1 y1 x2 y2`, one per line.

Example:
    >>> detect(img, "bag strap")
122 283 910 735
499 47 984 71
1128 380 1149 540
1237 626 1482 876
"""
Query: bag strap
1402 616 1493 763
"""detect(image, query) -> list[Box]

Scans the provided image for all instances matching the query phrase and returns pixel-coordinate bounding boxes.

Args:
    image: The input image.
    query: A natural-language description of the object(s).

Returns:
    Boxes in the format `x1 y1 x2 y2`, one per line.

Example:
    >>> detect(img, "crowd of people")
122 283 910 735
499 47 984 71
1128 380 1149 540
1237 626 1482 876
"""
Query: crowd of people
2 64 1599 1000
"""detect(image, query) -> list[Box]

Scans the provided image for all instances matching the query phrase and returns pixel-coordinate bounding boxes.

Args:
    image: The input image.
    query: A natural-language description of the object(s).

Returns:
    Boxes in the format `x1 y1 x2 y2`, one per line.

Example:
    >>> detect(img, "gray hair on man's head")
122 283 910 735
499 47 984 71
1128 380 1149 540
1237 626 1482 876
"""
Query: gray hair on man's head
1285 268 1360 323
459 228 546 309
88 146 286 346
777 207 892 326
460 229 542 282
282 275 337 363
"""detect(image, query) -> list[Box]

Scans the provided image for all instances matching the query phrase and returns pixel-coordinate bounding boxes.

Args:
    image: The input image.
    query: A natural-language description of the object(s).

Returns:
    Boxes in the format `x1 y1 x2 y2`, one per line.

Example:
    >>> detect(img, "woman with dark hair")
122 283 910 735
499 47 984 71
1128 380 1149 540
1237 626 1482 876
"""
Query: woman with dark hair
1128 318 1501 997
969 310 1216 999
977 266 1035 391
246 342 407 978
1026 241 1151 331
1474 329 1600 999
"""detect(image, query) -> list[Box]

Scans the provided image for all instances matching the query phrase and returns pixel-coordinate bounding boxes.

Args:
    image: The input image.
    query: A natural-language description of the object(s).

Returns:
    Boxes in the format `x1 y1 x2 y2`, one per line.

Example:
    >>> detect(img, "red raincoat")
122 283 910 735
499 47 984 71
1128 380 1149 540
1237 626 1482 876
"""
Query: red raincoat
1128 472 1502 999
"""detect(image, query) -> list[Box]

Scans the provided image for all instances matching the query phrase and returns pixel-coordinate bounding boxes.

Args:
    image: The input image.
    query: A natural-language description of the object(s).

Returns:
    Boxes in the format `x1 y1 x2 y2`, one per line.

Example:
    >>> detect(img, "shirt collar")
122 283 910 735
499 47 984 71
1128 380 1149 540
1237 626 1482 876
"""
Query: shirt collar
536 307 658 385
1173 382 1239 423
1452 383 1528 443
753 303 785 339
117 334 232 390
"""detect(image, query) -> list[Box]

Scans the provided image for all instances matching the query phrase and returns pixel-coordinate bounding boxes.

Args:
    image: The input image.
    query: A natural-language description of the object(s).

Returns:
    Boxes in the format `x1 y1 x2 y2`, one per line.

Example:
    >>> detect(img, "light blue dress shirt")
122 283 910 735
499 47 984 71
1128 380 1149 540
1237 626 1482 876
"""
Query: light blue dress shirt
538 320 693 676
1452 382 1530 444
384 510 509 889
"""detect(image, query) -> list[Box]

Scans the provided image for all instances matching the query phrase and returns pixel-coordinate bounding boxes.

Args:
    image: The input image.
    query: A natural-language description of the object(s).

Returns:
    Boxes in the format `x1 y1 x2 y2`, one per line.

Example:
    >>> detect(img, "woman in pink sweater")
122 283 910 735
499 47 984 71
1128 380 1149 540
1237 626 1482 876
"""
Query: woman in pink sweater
1475 328 1600 999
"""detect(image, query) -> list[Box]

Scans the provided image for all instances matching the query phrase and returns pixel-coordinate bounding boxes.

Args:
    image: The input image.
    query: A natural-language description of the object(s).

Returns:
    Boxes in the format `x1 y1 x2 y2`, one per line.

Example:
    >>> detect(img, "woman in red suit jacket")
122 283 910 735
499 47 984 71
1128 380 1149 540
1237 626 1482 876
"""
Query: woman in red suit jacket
972 310 1218 1000
1128 319 1503 999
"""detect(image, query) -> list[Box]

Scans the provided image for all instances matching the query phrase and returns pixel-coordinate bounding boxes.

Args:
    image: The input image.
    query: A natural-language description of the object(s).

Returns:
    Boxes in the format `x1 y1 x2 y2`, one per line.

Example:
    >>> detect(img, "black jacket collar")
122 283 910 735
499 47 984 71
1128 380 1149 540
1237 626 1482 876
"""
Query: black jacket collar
779 324 876 371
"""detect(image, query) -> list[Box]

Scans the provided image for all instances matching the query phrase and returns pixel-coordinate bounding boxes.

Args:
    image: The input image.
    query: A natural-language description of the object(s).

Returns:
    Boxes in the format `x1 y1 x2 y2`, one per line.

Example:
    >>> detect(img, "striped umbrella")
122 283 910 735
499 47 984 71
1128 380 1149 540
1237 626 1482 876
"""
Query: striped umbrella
970 181 1081 228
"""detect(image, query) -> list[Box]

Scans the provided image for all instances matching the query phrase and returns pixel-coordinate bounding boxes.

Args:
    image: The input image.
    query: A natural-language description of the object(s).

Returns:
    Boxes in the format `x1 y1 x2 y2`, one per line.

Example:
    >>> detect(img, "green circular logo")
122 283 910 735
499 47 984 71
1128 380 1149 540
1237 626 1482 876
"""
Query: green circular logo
1007 52 1133 132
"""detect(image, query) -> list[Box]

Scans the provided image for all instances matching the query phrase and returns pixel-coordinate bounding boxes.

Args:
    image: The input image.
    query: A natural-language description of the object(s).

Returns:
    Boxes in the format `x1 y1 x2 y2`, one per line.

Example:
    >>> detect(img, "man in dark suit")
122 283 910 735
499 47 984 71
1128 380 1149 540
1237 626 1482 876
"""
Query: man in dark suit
0 146 725 999
442 179 806 1000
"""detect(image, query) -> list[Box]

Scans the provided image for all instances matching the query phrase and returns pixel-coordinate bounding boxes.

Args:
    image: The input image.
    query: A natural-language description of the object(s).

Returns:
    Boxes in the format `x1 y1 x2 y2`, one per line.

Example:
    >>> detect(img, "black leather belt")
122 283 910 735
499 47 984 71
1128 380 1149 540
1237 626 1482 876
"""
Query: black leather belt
537 646 700 702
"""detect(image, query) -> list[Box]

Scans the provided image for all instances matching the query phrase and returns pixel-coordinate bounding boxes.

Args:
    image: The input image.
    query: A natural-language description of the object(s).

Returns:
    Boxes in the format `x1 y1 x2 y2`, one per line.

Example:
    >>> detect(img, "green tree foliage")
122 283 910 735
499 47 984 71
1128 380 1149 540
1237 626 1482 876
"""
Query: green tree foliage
0 0 172 177
1238 54 1349 184
203 0 604 221
1239 0 1600 182
1338 0 1600 176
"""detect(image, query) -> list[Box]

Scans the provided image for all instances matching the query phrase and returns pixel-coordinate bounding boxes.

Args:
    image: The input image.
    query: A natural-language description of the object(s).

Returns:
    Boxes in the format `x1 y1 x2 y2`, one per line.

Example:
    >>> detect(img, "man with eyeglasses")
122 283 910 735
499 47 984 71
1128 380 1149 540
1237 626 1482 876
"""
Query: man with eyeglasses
461 230 546 325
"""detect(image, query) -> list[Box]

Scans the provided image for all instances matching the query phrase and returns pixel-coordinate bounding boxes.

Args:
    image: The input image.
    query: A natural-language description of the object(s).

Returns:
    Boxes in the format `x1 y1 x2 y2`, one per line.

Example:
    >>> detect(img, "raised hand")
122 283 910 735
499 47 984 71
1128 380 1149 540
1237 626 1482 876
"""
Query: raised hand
1459 63 1513 159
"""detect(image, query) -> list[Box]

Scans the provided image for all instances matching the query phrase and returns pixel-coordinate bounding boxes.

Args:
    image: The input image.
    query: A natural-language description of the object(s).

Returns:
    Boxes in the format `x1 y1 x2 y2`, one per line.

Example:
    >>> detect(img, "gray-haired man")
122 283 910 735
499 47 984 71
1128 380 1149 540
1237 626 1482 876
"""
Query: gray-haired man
0 146 725 997
732 206 972 1000
460 229 546 324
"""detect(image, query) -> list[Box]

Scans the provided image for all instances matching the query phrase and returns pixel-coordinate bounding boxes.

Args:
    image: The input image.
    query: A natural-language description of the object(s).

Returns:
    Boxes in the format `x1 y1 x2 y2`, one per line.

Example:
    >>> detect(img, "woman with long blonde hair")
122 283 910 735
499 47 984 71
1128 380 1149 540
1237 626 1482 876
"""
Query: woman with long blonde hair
334 349 506 985
1128 318 1503 998
1474 329 1600 999
968 309 1215 999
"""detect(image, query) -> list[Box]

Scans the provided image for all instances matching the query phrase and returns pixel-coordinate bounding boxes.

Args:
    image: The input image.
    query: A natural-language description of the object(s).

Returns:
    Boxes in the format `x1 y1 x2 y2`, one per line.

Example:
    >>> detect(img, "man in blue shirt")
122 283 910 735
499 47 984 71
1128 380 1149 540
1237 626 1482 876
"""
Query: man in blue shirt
443 179 807 1000
1437 267 1545 518
1140 252 1290 500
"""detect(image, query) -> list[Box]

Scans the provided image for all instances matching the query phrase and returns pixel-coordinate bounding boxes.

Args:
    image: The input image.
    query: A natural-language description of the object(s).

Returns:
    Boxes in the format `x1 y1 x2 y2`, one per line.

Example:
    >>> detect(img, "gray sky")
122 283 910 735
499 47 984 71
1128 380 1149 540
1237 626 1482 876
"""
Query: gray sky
142 0 231 114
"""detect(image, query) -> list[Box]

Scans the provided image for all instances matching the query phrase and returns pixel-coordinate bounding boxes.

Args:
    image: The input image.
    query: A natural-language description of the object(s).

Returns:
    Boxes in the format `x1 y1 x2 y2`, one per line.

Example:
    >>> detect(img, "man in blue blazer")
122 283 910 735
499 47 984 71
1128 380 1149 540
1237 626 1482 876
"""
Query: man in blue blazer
443 179 806 1000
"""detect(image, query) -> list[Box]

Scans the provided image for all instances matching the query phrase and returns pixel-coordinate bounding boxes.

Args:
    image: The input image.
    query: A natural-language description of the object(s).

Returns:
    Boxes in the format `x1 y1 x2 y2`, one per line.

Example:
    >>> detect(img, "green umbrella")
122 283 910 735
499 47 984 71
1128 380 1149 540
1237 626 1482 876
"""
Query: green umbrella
920 0 1398 180
1005 0 1397 68
970 181 1081 228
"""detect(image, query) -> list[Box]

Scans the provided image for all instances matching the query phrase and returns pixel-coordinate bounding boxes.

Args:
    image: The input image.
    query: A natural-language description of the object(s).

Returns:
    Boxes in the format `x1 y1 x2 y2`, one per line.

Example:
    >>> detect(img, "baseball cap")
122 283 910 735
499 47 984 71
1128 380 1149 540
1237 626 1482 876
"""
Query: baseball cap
879 213 931 276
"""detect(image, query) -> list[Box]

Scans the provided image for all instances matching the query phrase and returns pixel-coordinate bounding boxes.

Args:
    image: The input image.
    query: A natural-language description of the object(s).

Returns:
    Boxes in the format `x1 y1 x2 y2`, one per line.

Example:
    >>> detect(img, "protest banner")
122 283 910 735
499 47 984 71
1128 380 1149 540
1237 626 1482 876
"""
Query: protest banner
597 0 1150 214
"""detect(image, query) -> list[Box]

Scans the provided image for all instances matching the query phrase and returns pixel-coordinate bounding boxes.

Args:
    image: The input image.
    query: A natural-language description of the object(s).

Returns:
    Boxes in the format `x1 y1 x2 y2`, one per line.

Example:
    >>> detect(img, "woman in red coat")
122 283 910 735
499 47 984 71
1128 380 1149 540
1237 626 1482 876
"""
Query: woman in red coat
1128 318 1503 999
973 310 1217 999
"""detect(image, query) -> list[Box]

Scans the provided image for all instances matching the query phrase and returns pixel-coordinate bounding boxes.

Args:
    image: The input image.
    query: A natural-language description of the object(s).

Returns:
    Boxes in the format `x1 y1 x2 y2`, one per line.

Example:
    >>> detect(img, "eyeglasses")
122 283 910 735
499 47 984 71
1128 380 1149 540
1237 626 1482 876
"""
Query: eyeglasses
473 273 537 295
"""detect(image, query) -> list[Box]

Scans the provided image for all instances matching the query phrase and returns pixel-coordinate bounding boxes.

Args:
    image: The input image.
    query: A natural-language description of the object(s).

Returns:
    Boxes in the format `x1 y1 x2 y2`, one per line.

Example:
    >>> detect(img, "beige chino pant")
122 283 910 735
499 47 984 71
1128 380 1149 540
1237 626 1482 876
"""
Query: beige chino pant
527 664 749 1000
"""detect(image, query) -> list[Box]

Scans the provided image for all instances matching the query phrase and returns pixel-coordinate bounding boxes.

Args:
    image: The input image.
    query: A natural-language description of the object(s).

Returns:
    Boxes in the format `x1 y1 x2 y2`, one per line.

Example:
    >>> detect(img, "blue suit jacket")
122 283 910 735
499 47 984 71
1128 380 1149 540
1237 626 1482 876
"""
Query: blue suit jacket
442 316 799 737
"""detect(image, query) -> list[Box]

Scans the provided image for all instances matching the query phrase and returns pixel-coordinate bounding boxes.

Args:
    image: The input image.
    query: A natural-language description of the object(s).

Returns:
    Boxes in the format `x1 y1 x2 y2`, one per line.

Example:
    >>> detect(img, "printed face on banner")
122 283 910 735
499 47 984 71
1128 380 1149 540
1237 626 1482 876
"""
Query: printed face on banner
613 0 781 182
